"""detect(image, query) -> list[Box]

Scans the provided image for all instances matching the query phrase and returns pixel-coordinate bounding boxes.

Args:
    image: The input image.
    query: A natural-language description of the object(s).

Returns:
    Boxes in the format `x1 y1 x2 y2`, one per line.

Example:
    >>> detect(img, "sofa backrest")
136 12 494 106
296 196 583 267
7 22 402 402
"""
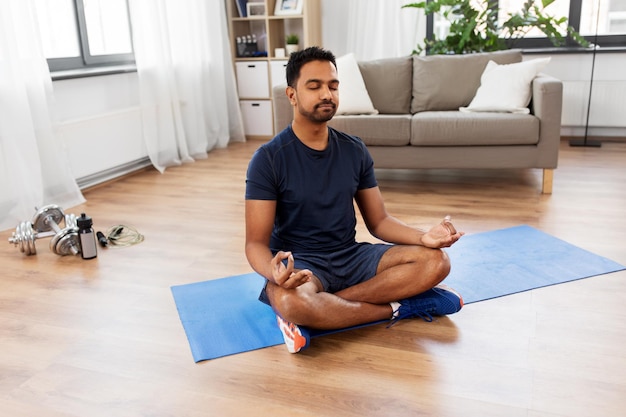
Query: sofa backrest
355 50 523 115
411 49 523 113
358 56 413 114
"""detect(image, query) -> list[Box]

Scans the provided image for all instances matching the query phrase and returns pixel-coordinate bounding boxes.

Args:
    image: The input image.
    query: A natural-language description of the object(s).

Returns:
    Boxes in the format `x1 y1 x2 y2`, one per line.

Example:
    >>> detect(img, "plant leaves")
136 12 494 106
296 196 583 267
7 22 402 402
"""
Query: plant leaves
404 0 588 55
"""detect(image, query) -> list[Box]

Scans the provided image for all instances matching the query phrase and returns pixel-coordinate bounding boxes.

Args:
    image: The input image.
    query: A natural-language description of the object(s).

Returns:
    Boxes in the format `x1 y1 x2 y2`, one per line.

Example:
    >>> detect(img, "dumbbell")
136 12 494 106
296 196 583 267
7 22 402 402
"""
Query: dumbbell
8 205 64 255
8 205 80 256
49 211 80 256
8 221 50 255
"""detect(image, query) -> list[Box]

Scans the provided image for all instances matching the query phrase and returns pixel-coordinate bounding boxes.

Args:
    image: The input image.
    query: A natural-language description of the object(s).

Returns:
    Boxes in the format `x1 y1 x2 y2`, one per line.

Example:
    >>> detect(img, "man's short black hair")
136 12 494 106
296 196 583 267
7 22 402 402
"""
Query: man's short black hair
285 46 337 88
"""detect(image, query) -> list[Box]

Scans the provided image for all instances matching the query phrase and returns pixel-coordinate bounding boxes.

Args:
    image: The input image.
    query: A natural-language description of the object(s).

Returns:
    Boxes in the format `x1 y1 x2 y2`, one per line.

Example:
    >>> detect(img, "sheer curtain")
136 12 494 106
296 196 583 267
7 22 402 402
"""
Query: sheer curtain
344 0 425 60
128 0 245 173
0 0 85 232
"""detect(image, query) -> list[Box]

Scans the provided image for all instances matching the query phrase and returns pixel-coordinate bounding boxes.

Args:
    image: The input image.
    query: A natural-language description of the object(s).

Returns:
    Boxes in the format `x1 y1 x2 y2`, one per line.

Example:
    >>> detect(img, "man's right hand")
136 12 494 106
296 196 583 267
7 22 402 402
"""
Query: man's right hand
272 251 313 289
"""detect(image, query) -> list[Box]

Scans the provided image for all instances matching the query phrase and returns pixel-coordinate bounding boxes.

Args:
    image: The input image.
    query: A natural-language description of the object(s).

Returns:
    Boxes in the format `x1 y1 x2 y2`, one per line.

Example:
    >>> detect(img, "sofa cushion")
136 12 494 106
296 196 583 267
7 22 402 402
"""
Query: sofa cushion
411 111 539 146
461 58 551 114
411 49 523 113
358 56 413 114
329 115 412 146
335 53 378 115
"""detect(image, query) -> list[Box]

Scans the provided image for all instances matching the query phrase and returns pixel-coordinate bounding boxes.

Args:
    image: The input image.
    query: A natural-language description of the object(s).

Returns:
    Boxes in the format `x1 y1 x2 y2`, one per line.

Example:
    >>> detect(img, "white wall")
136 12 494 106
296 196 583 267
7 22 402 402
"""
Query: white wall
320 0 350 57
536 52 626 138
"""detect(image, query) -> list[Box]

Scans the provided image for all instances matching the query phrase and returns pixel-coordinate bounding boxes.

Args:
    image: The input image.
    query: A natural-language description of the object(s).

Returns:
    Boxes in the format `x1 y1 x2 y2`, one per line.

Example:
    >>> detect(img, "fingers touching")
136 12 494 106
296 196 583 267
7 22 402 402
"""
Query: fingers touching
272 251 312 289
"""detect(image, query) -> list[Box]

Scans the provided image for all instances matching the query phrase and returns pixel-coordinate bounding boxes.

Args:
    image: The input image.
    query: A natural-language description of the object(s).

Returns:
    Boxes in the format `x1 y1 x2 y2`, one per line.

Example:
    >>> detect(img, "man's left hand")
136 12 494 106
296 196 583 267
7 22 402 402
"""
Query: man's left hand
421 215 464 248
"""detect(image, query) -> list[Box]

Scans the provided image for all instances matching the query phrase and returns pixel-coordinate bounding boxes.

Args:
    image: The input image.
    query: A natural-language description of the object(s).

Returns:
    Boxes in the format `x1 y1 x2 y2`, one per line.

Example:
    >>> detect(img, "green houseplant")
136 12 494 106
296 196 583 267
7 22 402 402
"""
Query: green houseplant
403 0 588 55
286 34 299 45
285 33 300 55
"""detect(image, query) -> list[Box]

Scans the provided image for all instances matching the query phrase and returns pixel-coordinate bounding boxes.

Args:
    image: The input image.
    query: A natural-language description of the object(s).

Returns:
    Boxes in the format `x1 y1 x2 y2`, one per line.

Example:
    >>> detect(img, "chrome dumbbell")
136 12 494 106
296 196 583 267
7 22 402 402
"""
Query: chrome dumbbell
8 205 80 256
8 205 64 255
49 211 80 256
8 221 52 255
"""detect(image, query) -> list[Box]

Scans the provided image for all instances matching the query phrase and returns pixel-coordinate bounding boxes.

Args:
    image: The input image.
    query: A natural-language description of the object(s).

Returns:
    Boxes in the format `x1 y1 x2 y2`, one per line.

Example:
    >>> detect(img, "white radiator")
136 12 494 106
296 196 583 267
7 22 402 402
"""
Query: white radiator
59 107 147 181
562 80 626 128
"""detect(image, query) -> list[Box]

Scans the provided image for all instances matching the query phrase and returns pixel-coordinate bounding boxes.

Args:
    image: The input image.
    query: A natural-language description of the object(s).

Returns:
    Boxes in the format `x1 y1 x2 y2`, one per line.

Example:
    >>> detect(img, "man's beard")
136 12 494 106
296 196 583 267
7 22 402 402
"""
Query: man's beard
299 101 337 123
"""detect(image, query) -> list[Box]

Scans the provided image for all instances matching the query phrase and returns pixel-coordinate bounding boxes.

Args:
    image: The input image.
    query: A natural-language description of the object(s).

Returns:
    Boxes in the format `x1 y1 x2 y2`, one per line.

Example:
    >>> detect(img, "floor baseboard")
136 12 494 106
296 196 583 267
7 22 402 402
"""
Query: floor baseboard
77 157 153 191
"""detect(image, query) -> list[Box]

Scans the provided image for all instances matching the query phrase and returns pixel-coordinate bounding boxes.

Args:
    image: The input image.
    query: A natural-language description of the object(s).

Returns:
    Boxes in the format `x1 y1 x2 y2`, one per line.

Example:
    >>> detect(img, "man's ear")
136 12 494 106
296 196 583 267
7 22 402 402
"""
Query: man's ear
286 86 297 106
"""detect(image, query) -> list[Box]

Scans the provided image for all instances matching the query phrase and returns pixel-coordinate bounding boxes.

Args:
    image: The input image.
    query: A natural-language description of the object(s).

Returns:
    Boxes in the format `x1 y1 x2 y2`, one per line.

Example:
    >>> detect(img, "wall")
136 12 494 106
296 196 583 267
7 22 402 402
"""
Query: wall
537 52 626 138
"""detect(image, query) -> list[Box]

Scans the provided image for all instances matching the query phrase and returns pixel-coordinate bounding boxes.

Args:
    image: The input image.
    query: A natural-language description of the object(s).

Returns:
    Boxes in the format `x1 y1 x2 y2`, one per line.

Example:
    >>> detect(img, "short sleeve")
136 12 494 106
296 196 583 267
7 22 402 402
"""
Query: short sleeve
357 140 377 191
245 147 277 200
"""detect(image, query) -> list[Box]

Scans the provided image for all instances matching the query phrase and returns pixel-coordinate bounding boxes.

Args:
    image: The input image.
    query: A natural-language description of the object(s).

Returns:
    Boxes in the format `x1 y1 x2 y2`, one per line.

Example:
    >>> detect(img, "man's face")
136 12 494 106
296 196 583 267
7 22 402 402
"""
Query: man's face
288 60 339 123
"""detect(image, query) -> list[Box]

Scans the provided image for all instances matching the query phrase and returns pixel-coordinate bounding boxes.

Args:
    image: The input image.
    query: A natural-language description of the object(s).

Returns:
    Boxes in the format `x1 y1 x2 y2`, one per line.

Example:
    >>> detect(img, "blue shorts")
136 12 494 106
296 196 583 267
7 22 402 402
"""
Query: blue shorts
259 242 393 305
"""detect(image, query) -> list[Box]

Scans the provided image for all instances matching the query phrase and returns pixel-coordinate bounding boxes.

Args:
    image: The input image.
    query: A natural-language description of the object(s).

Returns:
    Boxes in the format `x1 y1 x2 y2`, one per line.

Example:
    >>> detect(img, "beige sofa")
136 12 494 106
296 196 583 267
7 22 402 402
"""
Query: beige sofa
272 49 563 194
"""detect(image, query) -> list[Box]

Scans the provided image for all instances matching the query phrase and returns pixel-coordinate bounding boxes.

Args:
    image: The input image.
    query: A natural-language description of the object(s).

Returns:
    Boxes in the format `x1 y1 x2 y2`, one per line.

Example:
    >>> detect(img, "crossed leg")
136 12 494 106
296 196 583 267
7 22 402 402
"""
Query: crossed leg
265 245 451 330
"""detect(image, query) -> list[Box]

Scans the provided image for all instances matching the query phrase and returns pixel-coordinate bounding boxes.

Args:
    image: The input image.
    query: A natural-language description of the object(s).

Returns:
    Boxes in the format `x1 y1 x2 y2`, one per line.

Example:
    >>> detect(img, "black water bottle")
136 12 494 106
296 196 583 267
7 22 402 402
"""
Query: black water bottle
77 213 97 260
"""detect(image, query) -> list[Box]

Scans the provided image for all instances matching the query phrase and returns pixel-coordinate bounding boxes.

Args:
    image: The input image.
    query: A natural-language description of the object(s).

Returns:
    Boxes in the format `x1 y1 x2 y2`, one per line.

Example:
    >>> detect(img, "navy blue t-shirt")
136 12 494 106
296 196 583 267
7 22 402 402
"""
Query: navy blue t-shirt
245 125 378 253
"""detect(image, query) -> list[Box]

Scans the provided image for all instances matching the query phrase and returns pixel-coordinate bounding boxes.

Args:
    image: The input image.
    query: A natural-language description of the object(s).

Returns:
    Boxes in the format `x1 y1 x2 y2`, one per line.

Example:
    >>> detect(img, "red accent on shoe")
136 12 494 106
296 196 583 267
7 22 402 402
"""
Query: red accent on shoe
276 316 309 353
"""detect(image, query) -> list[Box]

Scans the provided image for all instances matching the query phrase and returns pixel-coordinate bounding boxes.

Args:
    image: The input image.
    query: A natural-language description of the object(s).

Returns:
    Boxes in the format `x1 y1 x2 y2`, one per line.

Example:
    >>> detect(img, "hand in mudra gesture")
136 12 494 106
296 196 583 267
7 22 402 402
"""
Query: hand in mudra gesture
271 251 312 289
421 216 464 248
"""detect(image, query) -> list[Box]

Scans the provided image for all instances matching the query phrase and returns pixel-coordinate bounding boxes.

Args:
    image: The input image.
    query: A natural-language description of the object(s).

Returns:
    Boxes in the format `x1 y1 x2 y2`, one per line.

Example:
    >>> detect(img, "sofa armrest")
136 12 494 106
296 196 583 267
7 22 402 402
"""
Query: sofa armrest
531 74 563 168
273 84 292 134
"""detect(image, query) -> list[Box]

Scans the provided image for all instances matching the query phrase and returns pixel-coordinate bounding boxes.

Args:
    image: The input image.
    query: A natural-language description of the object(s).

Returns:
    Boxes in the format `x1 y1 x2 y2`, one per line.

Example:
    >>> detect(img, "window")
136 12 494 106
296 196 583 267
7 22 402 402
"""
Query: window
35 0 134 72
427 0 626 50
579 0 626 35
498 0 571 38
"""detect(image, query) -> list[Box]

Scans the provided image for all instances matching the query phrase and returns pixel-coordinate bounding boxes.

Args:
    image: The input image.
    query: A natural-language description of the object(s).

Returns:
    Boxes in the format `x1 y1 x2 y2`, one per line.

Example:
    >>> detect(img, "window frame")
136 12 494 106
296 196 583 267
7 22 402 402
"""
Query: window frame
46 0 135 72
424 0 626 51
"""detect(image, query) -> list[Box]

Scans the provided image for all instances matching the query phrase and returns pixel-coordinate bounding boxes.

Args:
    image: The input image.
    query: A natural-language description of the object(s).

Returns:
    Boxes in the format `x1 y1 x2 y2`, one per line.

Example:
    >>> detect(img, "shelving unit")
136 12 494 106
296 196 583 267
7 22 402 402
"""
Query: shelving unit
225 0 321 139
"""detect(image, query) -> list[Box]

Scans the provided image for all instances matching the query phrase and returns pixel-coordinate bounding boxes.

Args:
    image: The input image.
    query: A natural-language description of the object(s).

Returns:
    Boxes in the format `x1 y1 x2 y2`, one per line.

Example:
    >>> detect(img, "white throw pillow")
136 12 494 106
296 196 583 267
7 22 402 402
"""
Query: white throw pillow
460 57 551 114
335 53 378 115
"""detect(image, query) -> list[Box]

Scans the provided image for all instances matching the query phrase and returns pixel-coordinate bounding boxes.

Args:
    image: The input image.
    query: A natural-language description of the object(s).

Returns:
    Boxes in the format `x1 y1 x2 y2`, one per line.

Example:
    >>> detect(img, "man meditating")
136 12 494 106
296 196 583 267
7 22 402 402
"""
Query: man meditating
245 46 464 353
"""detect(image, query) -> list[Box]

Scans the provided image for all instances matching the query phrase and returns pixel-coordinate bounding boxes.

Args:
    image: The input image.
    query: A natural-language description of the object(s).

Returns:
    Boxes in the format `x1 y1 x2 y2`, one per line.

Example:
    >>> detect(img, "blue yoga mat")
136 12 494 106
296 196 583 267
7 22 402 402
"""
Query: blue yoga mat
171 225 624 362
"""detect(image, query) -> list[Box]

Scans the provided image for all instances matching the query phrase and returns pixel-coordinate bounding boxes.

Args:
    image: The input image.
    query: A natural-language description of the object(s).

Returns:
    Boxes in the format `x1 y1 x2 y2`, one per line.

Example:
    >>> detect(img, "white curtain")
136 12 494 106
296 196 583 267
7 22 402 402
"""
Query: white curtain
344 0 425 60
0 0 85 232
128 0 245 173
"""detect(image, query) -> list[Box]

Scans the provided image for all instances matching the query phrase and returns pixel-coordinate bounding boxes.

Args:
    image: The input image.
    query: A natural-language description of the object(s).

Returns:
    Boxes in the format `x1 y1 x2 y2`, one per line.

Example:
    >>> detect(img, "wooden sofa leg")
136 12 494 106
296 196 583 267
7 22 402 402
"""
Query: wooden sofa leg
542 169 554 194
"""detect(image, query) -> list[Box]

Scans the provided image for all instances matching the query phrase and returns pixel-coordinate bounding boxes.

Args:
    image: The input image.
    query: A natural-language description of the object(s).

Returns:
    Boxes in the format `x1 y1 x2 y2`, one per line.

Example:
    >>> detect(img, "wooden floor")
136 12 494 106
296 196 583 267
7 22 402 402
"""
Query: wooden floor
1 138 625 417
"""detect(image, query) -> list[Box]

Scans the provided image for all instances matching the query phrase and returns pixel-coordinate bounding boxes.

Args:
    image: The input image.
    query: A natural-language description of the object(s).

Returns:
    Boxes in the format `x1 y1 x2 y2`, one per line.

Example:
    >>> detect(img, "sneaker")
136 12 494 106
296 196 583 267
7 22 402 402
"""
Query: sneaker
389 285 464 326
276 315 310 353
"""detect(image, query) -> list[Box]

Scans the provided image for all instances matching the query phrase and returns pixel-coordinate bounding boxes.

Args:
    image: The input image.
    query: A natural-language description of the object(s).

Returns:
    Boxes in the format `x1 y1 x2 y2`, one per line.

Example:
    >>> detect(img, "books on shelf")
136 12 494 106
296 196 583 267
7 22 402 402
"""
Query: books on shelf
235 0 248 17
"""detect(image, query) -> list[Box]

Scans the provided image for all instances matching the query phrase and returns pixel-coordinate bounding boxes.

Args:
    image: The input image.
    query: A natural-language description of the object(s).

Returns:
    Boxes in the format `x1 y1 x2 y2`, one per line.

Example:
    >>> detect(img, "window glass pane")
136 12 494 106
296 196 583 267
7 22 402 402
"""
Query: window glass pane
83 0 132 56
581 0 626 35
433 12 450 39
34 0 81 58
432 0 573 39
498 0 571 38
